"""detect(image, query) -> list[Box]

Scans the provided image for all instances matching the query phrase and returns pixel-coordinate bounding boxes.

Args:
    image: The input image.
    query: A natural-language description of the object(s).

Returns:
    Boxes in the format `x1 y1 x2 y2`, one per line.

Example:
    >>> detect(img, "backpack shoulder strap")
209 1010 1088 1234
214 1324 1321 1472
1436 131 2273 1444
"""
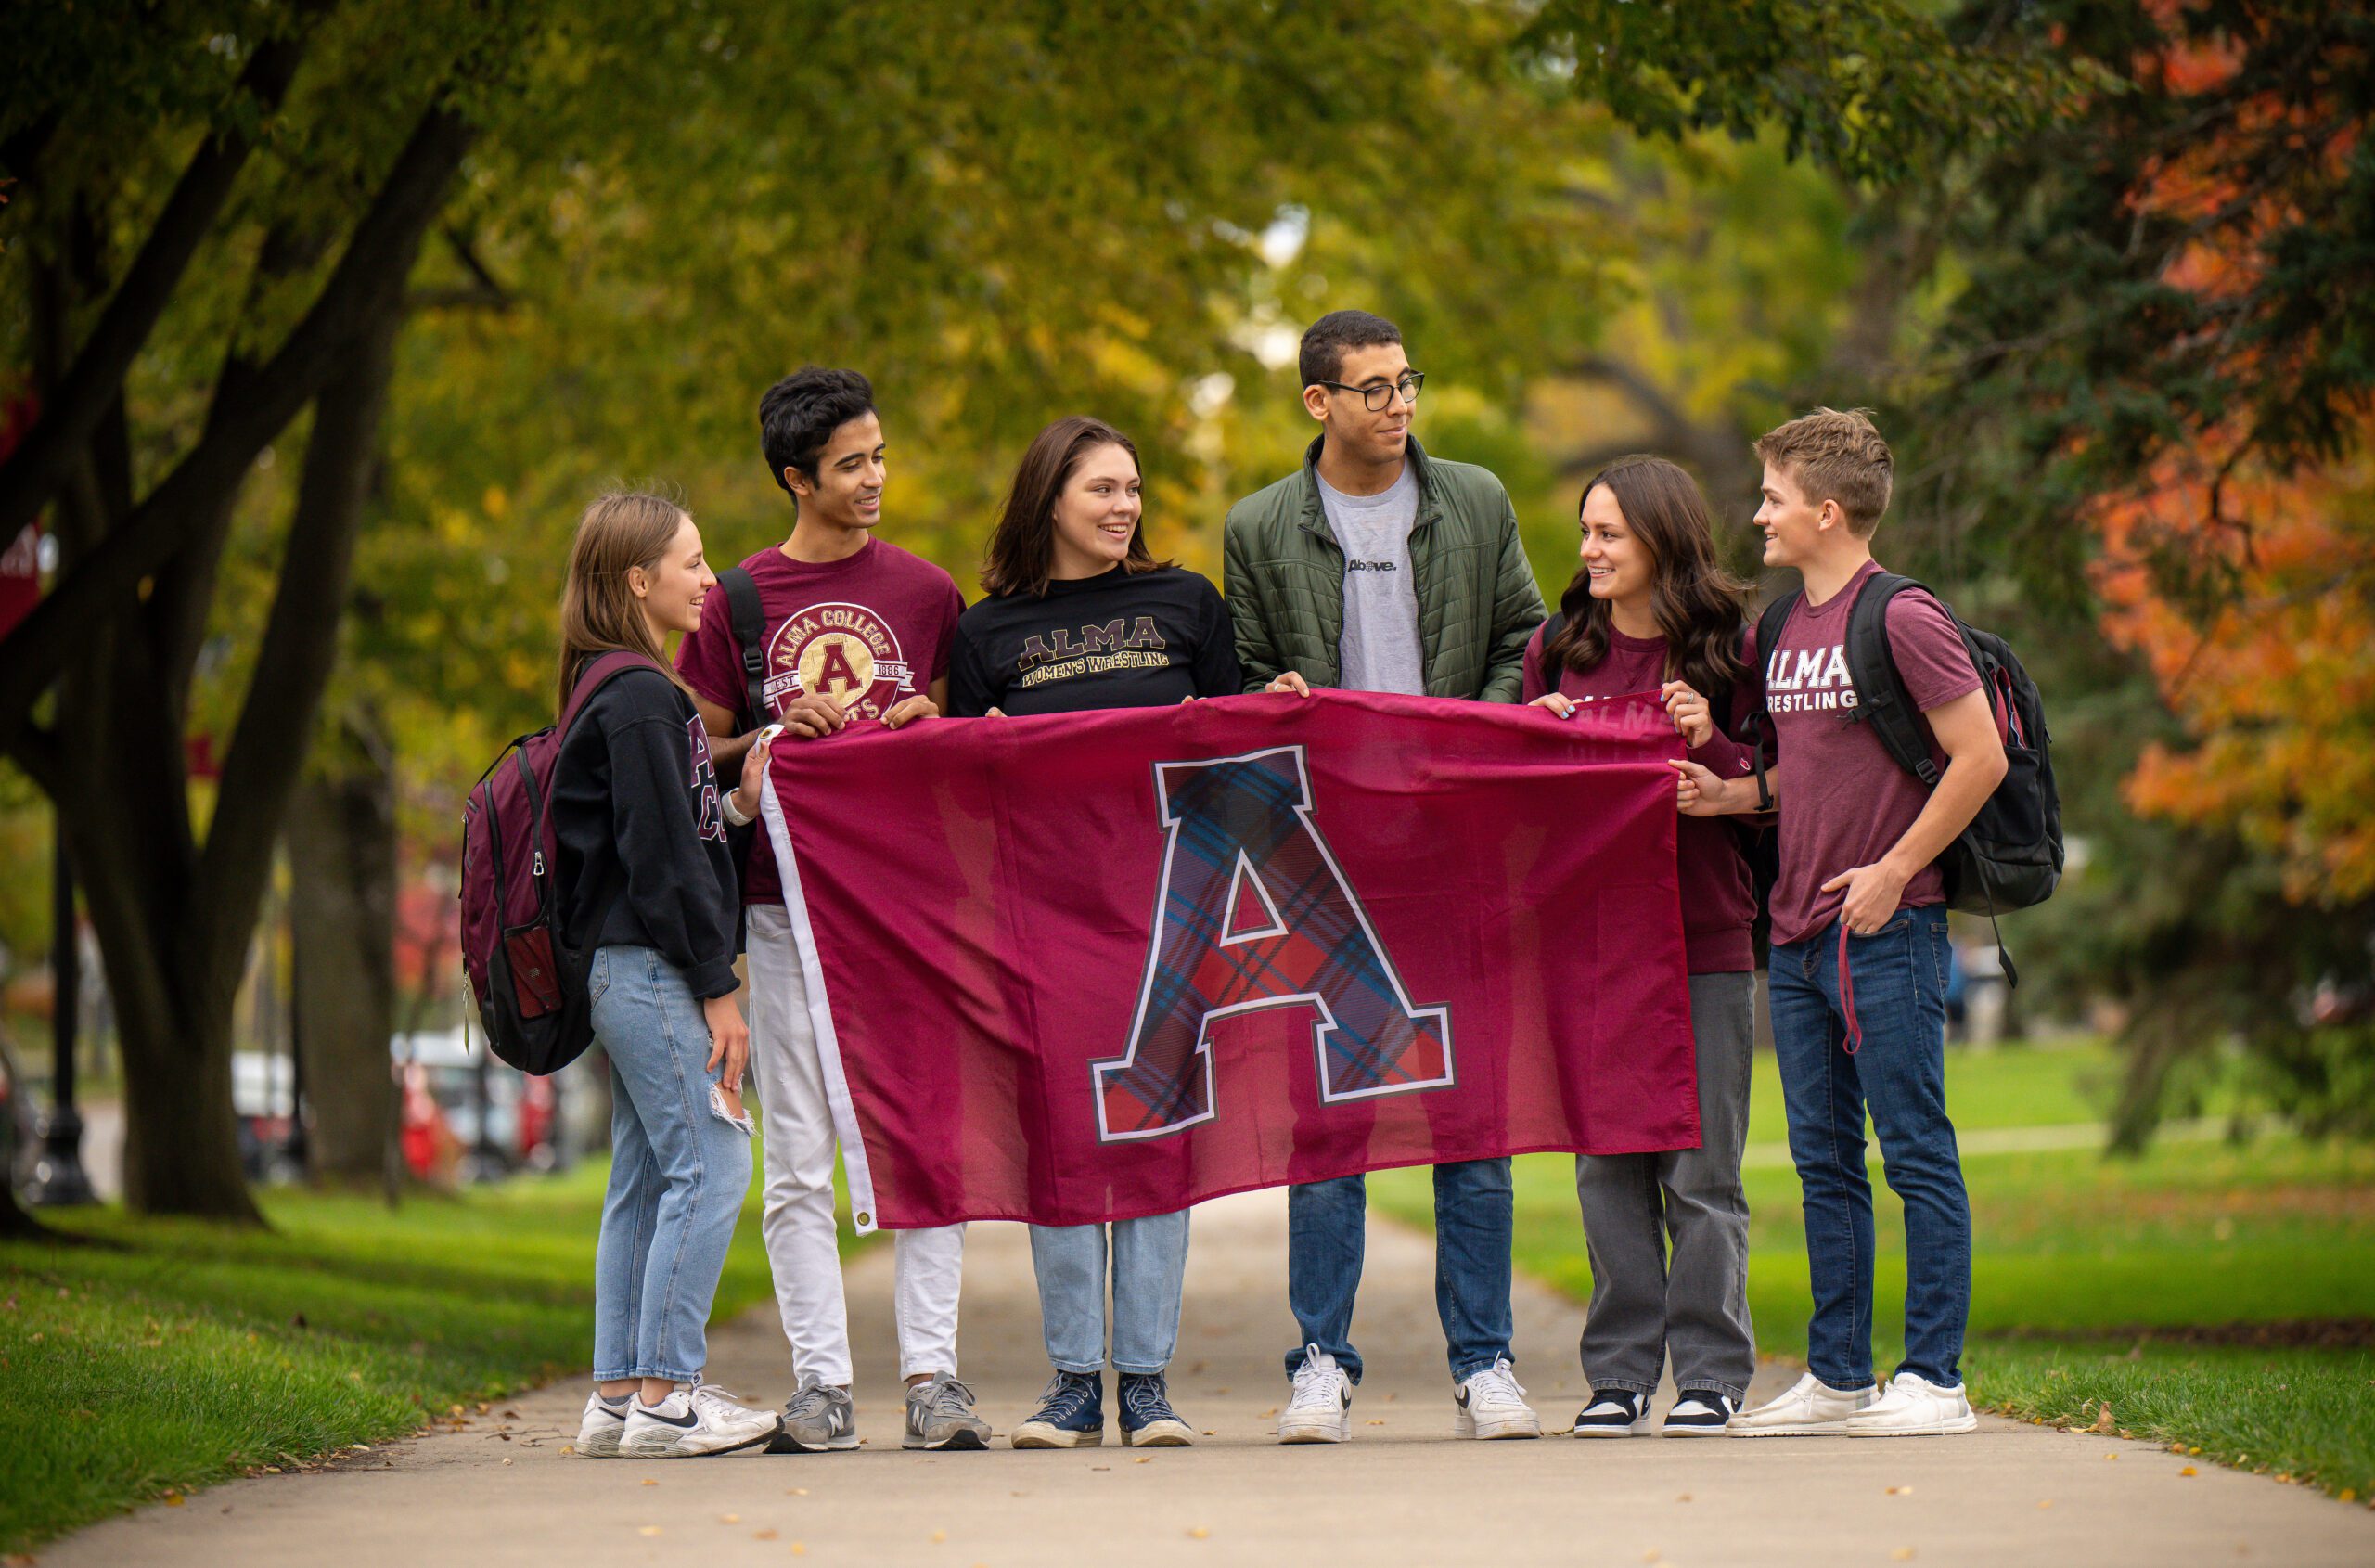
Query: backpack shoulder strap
559 650 668 739
1844 572 1945 786
719 565 767 730
1540 608 1567 649
1743 592 1799 810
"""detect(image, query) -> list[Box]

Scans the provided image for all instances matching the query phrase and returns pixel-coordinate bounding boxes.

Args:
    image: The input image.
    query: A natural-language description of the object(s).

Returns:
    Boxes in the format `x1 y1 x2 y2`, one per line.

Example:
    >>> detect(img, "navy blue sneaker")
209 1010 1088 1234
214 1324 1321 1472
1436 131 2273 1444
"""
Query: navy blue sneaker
1117 1371 1195 1446
1011 1371 1104 1449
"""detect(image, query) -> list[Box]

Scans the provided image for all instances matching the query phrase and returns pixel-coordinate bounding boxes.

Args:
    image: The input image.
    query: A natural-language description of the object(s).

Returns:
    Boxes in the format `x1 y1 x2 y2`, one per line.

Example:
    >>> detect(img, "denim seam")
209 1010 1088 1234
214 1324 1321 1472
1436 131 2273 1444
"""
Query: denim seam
648 947 706 1382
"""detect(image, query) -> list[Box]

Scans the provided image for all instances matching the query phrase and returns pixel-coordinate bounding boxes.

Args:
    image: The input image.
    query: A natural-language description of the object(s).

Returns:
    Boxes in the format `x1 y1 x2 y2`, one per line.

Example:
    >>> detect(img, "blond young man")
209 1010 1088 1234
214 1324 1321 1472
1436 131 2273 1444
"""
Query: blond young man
1675 409 2006 1436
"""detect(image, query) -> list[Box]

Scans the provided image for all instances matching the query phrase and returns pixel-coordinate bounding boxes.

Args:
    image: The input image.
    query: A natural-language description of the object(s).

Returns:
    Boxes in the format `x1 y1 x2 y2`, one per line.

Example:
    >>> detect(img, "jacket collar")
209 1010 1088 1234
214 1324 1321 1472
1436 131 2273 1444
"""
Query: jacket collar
1297 433 1435 536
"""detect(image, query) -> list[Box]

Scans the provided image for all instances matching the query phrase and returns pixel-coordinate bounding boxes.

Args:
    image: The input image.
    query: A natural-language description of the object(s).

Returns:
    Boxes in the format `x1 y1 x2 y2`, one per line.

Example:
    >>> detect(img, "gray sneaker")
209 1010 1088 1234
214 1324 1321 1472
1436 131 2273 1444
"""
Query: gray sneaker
768 1375 858 1453
903 1371 992 1450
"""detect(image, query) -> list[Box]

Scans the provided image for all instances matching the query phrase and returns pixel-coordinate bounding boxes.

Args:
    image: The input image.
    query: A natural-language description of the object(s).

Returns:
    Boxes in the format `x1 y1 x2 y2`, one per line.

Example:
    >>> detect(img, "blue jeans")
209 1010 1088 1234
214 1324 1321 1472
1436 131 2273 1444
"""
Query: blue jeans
1768 906 1970 1390
589 946 753 1383
1285 1160 1514 1383
1029 1211 1190 1375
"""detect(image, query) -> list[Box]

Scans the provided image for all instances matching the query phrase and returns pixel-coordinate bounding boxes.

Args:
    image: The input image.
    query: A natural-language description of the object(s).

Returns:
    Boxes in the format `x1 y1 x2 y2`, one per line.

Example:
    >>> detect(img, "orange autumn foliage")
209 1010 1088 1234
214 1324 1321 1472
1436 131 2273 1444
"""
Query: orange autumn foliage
2085 6 2375 903
2094 440 2375 901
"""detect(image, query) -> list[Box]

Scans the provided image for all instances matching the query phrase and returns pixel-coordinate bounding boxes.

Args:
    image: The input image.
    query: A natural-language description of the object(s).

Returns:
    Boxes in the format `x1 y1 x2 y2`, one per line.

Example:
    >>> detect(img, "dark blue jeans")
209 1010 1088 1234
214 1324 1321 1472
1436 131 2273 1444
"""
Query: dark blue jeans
1768 906 1970 1390
1284 1159 1514 1384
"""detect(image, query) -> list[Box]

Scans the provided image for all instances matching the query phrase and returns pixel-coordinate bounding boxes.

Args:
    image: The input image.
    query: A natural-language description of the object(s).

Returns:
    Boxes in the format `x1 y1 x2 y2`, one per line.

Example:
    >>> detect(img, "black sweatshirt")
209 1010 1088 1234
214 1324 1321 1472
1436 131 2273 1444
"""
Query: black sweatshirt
550 664 740 999
948 565 1241 717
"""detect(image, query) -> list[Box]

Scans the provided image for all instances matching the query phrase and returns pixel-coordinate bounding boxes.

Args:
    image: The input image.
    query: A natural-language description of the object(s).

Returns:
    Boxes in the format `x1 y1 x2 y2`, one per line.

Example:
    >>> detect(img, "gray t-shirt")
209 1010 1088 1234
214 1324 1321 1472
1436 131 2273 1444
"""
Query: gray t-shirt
1319 462 1424 695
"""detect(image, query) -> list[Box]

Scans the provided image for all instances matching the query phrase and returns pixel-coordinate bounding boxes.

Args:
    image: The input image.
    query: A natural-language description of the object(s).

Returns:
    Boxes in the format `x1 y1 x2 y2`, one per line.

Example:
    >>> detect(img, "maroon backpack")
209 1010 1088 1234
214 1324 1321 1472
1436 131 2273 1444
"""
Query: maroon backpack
460 650 659 1074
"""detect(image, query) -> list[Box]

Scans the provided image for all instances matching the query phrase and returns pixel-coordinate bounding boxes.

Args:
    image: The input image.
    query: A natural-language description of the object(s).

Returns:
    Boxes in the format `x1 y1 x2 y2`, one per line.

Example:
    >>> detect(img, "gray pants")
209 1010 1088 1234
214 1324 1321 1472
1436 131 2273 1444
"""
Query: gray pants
1574 970 1756 1402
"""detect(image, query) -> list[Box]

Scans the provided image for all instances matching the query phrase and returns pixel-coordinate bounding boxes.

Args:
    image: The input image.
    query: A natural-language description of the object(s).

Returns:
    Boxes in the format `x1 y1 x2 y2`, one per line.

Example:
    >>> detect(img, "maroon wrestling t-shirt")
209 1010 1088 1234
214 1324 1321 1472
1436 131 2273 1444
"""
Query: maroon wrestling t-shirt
1752 560 1981 947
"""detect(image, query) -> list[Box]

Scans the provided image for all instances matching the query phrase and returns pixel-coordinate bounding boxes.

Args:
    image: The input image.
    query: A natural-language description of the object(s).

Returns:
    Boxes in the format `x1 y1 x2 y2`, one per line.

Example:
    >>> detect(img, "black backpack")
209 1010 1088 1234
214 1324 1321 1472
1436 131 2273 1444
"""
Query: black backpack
1751 572 2063 979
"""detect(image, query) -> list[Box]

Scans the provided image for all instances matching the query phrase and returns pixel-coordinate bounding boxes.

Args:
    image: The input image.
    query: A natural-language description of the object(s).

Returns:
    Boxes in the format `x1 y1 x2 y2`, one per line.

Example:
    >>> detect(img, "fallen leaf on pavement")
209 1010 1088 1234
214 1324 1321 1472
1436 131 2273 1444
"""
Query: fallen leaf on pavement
637 1526 661 1537
931 1529 947 1543
2092 1404 2117 1435
1188 1526 1210 1540
1887 1485 1913 1496
755 1529 778 1541
2181 1467 2198 1476
721 1514 740 1523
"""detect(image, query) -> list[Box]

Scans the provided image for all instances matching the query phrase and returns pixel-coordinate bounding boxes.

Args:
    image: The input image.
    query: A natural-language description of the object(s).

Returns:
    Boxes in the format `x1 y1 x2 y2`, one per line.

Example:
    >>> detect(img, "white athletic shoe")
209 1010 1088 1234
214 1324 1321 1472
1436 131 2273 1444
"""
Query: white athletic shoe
1842 1372 1978 1437
1727 1371 1875 1436
620 1382 782 1458
575 1390 629 1457
1453 1355 1542 1440
1277 1346 1353 1444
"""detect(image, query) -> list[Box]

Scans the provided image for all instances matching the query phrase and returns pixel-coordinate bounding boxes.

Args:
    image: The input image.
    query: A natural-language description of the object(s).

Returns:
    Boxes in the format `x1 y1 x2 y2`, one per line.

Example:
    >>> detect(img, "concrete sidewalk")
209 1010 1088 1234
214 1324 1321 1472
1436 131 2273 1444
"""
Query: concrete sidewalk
44 1188 2374 1567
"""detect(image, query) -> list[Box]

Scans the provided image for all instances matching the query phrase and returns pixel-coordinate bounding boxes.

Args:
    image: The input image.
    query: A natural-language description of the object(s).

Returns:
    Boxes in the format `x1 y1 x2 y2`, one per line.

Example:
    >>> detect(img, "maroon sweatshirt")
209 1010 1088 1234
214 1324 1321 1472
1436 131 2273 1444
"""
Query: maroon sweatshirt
1521 622 1759 974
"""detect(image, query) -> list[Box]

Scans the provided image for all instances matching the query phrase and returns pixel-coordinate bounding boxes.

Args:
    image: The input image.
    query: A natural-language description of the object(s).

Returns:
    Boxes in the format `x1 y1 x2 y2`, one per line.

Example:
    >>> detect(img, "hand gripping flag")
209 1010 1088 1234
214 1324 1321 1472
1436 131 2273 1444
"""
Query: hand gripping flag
760 688 1698 1231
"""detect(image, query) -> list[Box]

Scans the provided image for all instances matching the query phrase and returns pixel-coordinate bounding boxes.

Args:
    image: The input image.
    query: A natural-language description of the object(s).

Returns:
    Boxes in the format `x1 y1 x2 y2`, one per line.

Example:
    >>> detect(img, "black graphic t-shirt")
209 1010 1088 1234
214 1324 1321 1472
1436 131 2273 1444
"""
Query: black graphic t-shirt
948 566 1241 718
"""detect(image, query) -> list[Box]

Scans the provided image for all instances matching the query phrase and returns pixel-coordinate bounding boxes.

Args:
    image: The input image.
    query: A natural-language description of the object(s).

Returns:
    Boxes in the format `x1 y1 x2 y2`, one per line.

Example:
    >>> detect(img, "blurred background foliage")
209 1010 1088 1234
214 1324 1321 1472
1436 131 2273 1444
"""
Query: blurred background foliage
2 0 2370 1214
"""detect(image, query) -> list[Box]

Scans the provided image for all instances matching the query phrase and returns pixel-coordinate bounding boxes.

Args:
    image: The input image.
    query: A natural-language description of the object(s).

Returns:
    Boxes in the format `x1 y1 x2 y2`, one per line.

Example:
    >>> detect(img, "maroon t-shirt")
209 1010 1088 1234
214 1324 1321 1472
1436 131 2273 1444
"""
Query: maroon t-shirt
676 536 963 904
1753 560 1982 947
1522 623 1759 974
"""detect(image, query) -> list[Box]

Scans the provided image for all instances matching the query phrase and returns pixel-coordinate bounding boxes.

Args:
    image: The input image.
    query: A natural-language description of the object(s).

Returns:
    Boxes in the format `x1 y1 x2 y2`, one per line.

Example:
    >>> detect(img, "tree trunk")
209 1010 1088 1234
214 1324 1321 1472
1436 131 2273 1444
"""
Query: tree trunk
288 726 398 1187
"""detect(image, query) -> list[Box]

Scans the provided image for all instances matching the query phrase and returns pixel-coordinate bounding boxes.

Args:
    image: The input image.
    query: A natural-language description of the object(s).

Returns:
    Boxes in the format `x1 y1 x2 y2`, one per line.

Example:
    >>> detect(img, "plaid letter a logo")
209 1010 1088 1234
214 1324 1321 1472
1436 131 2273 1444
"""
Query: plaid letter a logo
1093 745 1453 1141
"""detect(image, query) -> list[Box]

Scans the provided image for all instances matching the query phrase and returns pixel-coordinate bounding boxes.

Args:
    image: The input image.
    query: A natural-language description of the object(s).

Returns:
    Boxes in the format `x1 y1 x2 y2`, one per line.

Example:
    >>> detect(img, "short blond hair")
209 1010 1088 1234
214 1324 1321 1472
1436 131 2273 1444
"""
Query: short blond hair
1754 407 1893 535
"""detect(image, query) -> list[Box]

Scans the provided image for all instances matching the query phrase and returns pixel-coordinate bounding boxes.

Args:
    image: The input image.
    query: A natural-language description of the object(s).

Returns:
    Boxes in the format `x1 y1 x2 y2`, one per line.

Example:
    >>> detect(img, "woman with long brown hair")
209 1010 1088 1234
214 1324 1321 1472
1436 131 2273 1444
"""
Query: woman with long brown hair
949 417 1238 1448
548 491 778 1459
1521 456 1763 1438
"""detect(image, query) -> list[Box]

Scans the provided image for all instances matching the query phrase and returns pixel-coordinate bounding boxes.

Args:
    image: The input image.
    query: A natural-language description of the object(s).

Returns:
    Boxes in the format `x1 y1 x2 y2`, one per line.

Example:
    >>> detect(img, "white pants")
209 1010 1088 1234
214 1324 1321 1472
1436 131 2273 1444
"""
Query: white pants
746 904 965 1385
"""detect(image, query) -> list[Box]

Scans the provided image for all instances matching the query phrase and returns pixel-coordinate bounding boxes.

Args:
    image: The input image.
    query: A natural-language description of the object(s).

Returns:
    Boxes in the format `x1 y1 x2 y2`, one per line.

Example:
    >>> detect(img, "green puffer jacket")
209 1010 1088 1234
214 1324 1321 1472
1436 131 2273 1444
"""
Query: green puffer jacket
1222 435 1547 701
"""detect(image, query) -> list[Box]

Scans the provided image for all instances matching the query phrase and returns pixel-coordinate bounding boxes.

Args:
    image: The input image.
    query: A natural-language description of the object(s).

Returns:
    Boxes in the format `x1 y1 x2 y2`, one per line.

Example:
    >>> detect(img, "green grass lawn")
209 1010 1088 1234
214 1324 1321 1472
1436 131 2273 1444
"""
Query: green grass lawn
0 1159 820 1555
1376 1039 2375 1503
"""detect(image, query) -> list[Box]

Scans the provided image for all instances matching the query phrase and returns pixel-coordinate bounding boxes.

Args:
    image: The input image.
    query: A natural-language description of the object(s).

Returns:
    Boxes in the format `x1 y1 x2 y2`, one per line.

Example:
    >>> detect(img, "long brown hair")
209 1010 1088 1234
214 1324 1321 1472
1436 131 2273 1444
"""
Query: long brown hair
556 490 699 713
1544 456 1750 702
981 416 1172 597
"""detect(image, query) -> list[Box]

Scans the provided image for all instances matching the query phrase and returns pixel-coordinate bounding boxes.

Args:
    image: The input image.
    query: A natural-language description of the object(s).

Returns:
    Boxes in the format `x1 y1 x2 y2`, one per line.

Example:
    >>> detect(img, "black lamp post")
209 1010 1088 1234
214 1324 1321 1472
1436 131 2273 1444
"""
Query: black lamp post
29 831 96 1206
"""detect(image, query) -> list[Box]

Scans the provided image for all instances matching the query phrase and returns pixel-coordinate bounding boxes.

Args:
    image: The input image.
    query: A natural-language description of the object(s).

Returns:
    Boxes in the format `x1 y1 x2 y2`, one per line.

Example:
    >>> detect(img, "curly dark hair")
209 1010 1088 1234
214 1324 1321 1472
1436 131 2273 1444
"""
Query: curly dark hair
758 366 876 501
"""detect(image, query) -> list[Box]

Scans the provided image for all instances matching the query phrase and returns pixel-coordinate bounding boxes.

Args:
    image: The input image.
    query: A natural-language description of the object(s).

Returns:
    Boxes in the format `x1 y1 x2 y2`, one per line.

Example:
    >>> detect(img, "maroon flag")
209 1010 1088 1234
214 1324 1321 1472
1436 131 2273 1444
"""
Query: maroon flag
762 688 1699 1231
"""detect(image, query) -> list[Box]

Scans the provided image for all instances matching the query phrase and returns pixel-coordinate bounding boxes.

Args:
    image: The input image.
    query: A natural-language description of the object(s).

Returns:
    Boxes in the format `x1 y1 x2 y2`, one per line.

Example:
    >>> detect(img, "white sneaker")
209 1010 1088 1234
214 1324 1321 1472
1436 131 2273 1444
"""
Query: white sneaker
1277 1345 1353 1444
620 1382 782 1458
1842 1372 1978 1437
575 1390 629 1457
1727 1371 1876 1436
1453 1355 1542 1440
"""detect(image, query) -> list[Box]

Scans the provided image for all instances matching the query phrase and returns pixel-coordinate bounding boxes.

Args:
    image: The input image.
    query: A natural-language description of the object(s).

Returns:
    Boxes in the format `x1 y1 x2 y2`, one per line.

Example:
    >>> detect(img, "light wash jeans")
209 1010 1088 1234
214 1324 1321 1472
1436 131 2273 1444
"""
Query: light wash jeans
589 945 753 1383
1029 1212 1191 1375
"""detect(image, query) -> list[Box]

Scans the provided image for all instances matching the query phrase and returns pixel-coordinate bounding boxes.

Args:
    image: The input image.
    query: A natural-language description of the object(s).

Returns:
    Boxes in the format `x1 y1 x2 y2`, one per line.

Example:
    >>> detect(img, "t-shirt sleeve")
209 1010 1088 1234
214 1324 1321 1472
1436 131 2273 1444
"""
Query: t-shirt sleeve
948 621 997 718
1192 577 1243 699
1520 625 1547 703
674 597 744 717
1885 591 1983 712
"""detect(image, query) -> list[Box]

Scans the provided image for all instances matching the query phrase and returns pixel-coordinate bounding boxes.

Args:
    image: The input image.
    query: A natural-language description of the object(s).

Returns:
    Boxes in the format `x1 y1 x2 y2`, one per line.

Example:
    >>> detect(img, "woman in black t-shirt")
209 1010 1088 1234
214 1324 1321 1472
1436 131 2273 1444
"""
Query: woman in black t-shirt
951 417 1239 1449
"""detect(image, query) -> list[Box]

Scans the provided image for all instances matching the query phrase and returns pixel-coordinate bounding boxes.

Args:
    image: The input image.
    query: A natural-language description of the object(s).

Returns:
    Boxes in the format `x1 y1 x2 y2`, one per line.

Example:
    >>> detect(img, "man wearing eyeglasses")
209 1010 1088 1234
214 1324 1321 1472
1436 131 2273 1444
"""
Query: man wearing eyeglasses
1223 309 1547 1445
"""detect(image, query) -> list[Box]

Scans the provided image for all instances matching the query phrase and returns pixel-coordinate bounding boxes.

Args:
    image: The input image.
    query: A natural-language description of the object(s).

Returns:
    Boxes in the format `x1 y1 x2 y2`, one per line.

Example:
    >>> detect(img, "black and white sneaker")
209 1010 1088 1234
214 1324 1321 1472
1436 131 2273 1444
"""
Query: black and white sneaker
1570 1389 1651 1437
1662 1389 1740 1437
620 1382 781 1458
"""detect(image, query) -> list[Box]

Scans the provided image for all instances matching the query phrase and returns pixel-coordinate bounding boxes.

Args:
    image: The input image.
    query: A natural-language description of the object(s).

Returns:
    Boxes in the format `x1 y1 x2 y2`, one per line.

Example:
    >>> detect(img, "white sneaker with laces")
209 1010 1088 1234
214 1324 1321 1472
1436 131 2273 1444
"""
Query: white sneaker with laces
1727 1371 1875 1436
1842 1372 1978 1437
1453 1355 1541 1439
1277 1345 1353 1444
620 1382 782 1458
575 1390 629 1457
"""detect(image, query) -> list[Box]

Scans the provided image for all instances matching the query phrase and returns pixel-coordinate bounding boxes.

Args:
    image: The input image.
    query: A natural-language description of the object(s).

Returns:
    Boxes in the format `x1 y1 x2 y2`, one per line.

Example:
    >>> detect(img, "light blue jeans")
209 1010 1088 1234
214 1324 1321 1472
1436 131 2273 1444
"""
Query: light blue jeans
1029 1212 1191 1375
589 945 753 1383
